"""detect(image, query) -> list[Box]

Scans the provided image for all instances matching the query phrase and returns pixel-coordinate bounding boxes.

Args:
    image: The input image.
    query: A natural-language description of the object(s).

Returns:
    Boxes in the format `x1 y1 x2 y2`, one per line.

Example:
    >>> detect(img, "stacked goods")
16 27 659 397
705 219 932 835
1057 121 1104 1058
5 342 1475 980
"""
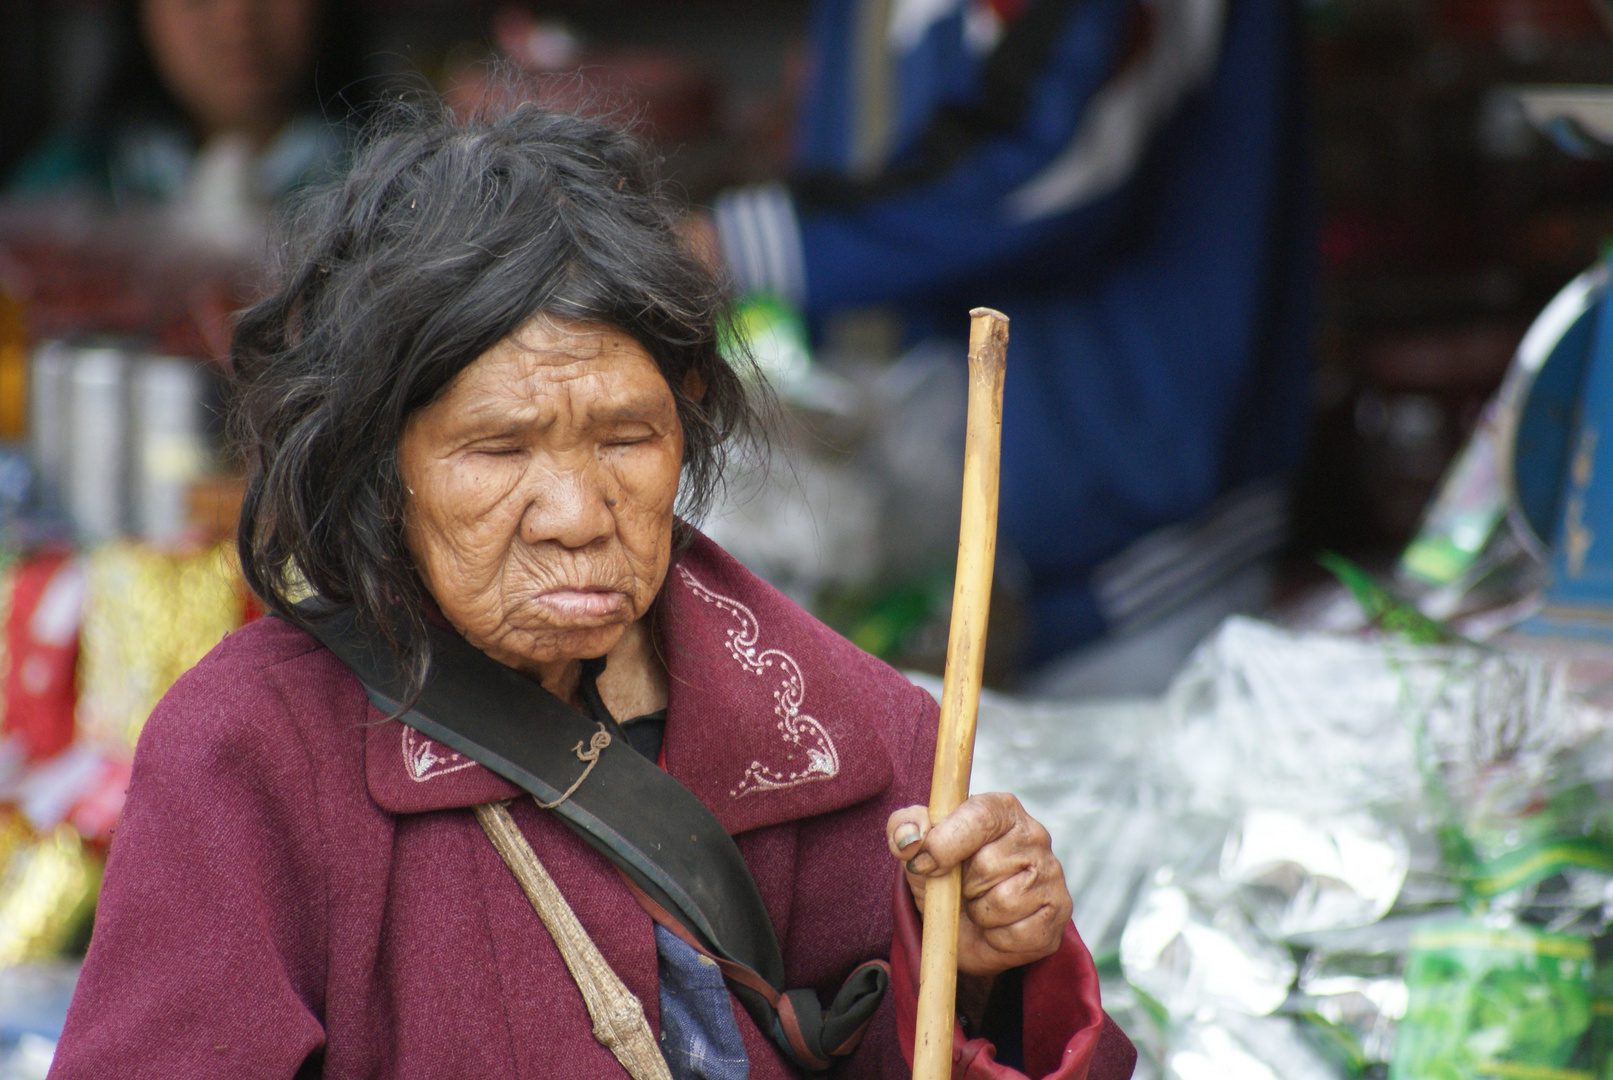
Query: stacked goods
946 612 1613 1079
29 341 221 546
75 541 245 753
0 182 258 1068
0 541 251 985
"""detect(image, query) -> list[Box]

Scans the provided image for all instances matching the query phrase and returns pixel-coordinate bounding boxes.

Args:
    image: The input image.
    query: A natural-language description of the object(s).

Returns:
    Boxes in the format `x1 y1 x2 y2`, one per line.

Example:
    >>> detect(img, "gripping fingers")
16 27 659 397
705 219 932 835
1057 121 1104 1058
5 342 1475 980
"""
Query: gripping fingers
965 841 1068 920
978 901 1067 961
963 864 1043 929
959 821 1050 898
909 792 1021 877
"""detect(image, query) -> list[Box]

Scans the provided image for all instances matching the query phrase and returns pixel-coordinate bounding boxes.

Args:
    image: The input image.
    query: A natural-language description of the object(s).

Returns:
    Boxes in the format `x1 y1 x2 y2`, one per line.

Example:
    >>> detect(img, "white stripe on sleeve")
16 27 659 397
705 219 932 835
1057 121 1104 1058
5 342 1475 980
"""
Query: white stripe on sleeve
1005 0 1227 223
1093 481 1289 631
712 183 810 307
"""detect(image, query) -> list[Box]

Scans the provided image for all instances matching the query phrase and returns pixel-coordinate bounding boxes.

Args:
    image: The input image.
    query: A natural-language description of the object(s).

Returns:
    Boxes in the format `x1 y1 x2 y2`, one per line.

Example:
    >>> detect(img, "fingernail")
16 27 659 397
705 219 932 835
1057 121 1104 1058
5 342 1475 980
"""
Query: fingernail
894 824 921 850
908 853 937 875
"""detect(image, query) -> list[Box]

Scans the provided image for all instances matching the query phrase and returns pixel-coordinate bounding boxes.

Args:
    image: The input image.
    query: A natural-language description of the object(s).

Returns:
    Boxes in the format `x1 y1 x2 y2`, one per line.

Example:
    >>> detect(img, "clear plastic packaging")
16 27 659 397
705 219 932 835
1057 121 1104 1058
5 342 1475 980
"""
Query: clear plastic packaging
932 613 1613 1076
1167 1011 1340 1080
1284 913 1448 1068
1120 870 1297 1021
1166 618 1598 821
1222 809 1410 939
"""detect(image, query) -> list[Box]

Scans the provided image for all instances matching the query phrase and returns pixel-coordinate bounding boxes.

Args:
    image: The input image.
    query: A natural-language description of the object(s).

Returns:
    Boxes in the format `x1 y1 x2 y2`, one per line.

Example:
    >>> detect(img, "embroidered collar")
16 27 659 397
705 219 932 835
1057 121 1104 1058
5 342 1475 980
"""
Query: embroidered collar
364 535 897 835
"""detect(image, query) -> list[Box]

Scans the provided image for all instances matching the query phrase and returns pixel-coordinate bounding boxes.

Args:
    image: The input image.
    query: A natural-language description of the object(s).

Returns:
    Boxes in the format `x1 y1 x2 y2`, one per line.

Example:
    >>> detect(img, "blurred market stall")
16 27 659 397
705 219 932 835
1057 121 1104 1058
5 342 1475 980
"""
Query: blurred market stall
0 0 1608 1077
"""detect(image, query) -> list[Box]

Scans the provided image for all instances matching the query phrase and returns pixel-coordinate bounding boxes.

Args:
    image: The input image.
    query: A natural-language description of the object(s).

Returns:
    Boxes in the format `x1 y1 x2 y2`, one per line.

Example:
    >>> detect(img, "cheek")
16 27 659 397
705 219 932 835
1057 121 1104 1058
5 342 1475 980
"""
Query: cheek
428 457 525 520
609 442 682 563
404 459 527 587
623 443 682 513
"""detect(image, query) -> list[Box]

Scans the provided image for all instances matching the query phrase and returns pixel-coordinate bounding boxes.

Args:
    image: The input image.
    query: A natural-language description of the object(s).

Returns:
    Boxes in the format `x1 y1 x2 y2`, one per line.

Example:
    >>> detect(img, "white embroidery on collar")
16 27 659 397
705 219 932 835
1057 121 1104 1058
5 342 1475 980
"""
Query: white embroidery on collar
402 726 478 783
678 566 841 798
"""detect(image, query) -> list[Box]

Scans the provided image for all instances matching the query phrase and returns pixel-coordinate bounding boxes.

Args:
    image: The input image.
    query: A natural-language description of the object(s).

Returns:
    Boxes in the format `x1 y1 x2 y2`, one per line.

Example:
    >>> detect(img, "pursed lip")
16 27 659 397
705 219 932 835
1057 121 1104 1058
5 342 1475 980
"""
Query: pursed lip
531 588 627 622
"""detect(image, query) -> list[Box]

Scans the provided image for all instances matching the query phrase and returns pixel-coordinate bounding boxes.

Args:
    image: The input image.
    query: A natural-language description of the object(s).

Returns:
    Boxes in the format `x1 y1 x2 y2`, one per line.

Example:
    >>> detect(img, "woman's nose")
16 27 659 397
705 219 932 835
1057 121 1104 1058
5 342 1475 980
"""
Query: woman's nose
518 465 616 550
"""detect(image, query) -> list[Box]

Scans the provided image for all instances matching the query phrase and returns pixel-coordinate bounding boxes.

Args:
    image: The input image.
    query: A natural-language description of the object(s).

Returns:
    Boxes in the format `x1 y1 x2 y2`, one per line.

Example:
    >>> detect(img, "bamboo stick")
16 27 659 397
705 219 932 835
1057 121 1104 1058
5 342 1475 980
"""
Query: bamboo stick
912 308 1009 1080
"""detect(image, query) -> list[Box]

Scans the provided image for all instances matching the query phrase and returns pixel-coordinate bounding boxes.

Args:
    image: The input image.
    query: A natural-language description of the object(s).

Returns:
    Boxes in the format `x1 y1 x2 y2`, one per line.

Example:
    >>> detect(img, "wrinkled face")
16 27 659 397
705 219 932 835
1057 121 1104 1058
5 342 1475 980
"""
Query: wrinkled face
141 0 317 140
398 319 683 677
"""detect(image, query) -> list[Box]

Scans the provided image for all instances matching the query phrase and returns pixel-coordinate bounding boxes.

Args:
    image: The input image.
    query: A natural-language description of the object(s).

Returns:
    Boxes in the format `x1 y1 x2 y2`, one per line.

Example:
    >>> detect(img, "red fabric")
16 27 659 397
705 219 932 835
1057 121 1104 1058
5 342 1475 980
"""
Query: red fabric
890 877 1134 1080
4 553 81 761
986 0 1029 22
50 534 1131 1079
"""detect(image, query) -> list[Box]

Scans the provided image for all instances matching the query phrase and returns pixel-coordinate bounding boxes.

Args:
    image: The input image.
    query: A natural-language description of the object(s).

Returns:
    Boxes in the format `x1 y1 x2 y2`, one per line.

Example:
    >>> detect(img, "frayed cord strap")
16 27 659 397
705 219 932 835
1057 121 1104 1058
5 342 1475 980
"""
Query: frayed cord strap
534 723 611 809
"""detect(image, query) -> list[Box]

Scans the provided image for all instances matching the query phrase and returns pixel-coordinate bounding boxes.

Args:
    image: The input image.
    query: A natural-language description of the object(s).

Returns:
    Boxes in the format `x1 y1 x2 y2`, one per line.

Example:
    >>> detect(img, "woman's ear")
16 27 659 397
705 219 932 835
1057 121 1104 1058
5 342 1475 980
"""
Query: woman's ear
682 368 707 402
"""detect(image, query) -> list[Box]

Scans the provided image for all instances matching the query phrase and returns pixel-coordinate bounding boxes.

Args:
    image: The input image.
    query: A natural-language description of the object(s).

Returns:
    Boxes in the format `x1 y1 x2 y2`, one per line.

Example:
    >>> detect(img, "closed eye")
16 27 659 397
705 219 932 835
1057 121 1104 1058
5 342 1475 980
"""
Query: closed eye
601 426 659 448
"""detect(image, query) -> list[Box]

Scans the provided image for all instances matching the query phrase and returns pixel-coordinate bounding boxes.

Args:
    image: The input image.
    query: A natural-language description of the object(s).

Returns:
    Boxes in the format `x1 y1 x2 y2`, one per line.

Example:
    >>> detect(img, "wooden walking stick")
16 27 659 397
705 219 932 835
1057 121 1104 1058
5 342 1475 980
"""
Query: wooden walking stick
913 308 1009 1080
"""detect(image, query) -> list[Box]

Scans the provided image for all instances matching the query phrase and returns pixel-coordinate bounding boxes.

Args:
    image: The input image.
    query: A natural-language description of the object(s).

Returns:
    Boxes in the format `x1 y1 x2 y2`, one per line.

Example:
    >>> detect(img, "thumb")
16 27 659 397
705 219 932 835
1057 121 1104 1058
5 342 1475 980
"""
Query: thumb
887 806 931 861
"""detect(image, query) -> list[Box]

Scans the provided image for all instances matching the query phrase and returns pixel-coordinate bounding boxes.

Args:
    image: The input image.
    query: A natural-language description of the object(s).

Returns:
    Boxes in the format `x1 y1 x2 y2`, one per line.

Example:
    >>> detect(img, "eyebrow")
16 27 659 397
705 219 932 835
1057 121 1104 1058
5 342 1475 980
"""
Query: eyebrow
592 396 671 424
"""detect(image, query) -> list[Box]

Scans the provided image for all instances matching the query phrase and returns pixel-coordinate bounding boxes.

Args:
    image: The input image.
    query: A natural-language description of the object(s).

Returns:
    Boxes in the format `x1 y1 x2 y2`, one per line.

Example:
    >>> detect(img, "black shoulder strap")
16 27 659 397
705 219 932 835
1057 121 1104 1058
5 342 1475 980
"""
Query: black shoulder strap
293 603 888 1072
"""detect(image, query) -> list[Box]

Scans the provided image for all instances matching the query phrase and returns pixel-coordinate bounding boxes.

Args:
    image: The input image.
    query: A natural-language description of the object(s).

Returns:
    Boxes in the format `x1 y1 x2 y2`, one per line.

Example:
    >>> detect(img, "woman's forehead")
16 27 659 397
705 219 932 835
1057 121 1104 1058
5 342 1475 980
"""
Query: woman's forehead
503 316 642 362
445 318 671 417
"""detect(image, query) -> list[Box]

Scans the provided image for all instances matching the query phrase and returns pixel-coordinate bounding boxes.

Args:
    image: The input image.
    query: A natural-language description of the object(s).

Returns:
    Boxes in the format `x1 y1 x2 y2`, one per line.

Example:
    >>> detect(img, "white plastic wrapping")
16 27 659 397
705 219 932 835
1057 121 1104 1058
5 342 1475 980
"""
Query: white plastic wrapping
1120 872 1297 1020
1166 618 1599 821
1221 810 1409 939
1167 1011 1339 1080
914 612 1613 1077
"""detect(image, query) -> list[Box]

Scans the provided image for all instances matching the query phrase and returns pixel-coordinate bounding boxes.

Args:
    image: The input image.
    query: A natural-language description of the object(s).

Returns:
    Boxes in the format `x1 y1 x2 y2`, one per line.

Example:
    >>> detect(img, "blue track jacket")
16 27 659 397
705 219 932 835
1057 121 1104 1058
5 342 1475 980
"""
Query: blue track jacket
715 0 1313 662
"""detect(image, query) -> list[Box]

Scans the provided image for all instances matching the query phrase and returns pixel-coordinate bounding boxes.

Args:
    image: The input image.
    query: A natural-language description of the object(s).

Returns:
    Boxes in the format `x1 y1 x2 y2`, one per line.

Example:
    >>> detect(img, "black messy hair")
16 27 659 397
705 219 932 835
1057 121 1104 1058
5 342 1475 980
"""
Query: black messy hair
230 96 759 694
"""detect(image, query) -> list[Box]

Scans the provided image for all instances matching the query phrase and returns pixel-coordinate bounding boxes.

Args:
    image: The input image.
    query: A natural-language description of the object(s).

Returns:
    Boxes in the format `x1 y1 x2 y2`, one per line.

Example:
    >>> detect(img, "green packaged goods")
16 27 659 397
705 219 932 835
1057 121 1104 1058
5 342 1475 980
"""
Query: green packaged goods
721 294 812 386
1391 920 1595 1080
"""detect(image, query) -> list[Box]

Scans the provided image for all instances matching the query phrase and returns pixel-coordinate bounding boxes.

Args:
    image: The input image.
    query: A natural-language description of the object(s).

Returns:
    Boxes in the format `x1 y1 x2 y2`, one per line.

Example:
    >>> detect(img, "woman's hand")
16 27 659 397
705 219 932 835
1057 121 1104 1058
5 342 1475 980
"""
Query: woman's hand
886 793 1072 978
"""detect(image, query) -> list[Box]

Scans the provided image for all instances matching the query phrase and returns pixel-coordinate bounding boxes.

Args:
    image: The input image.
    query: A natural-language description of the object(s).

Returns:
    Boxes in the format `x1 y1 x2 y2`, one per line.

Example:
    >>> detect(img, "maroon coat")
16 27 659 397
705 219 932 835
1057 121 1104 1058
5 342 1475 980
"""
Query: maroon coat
50 536 1134 1080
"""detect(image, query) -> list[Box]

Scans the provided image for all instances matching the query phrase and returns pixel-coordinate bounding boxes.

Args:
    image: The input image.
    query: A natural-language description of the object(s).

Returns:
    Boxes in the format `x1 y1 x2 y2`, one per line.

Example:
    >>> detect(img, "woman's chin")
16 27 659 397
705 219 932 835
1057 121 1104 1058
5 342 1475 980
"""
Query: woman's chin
499 619 631 667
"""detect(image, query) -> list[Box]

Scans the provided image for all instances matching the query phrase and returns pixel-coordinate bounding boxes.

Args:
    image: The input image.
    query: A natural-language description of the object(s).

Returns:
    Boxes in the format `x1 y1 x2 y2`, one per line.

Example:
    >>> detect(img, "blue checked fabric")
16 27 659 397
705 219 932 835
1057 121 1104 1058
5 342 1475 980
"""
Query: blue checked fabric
655 925 750 1080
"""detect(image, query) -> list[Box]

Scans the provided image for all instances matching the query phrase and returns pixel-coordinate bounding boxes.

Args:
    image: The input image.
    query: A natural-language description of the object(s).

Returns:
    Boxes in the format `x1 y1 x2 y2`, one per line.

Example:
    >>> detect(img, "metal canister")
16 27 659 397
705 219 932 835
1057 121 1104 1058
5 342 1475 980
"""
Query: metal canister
27 341 70 511
131 355 213 545
65 346 128 542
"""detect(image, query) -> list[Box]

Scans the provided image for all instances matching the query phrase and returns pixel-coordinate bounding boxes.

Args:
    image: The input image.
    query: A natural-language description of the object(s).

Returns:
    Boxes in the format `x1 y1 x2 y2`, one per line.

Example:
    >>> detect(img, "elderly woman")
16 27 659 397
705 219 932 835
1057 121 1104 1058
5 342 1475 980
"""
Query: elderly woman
49 105 1136 1080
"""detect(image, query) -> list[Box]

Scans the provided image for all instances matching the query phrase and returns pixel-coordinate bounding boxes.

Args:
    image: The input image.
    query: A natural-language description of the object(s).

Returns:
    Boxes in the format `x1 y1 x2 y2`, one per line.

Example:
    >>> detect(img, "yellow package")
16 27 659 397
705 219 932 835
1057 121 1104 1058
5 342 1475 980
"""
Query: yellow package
76 540 243 751
0 823 102 965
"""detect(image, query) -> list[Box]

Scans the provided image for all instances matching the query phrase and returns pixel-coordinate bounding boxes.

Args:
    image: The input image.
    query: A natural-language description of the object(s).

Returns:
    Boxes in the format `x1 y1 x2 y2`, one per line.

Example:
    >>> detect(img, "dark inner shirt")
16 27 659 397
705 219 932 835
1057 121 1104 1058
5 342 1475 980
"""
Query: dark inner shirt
617 712 667 763
575 656 666 763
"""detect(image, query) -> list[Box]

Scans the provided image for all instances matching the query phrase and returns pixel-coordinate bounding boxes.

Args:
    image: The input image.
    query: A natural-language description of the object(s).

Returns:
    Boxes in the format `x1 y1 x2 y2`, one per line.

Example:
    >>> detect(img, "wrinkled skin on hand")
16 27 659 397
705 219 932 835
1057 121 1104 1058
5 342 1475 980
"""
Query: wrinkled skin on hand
885 792 1073 979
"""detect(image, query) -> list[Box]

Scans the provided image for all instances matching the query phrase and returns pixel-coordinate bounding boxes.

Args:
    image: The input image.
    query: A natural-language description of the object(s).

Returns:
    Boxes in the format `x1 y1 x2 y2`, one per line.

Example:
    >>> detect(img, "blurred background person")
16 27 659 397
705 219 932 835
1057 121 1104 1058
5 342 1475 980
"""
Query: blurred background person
9 0 364 247
698 0 1314 693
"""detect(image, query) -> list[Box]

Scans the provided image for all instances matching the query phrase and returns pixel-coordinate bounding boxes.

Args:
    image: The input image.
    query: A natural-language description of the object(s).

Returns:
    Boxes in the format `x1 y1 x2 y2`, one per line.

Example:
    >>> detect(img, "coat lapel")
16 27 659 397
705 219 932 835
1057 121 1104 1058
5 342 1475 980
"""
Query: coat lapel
658 536 895 836
364 700 525 814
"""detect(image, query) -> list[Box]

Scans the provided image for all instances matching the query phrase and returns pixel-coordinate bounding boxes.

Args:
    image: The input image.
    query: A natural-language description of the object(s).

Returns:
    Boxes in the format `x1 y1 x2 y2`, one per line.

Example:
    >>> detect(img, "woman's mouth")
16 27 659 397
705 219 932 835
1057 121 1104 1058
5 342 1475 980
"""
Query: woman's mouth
532 589 627 621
